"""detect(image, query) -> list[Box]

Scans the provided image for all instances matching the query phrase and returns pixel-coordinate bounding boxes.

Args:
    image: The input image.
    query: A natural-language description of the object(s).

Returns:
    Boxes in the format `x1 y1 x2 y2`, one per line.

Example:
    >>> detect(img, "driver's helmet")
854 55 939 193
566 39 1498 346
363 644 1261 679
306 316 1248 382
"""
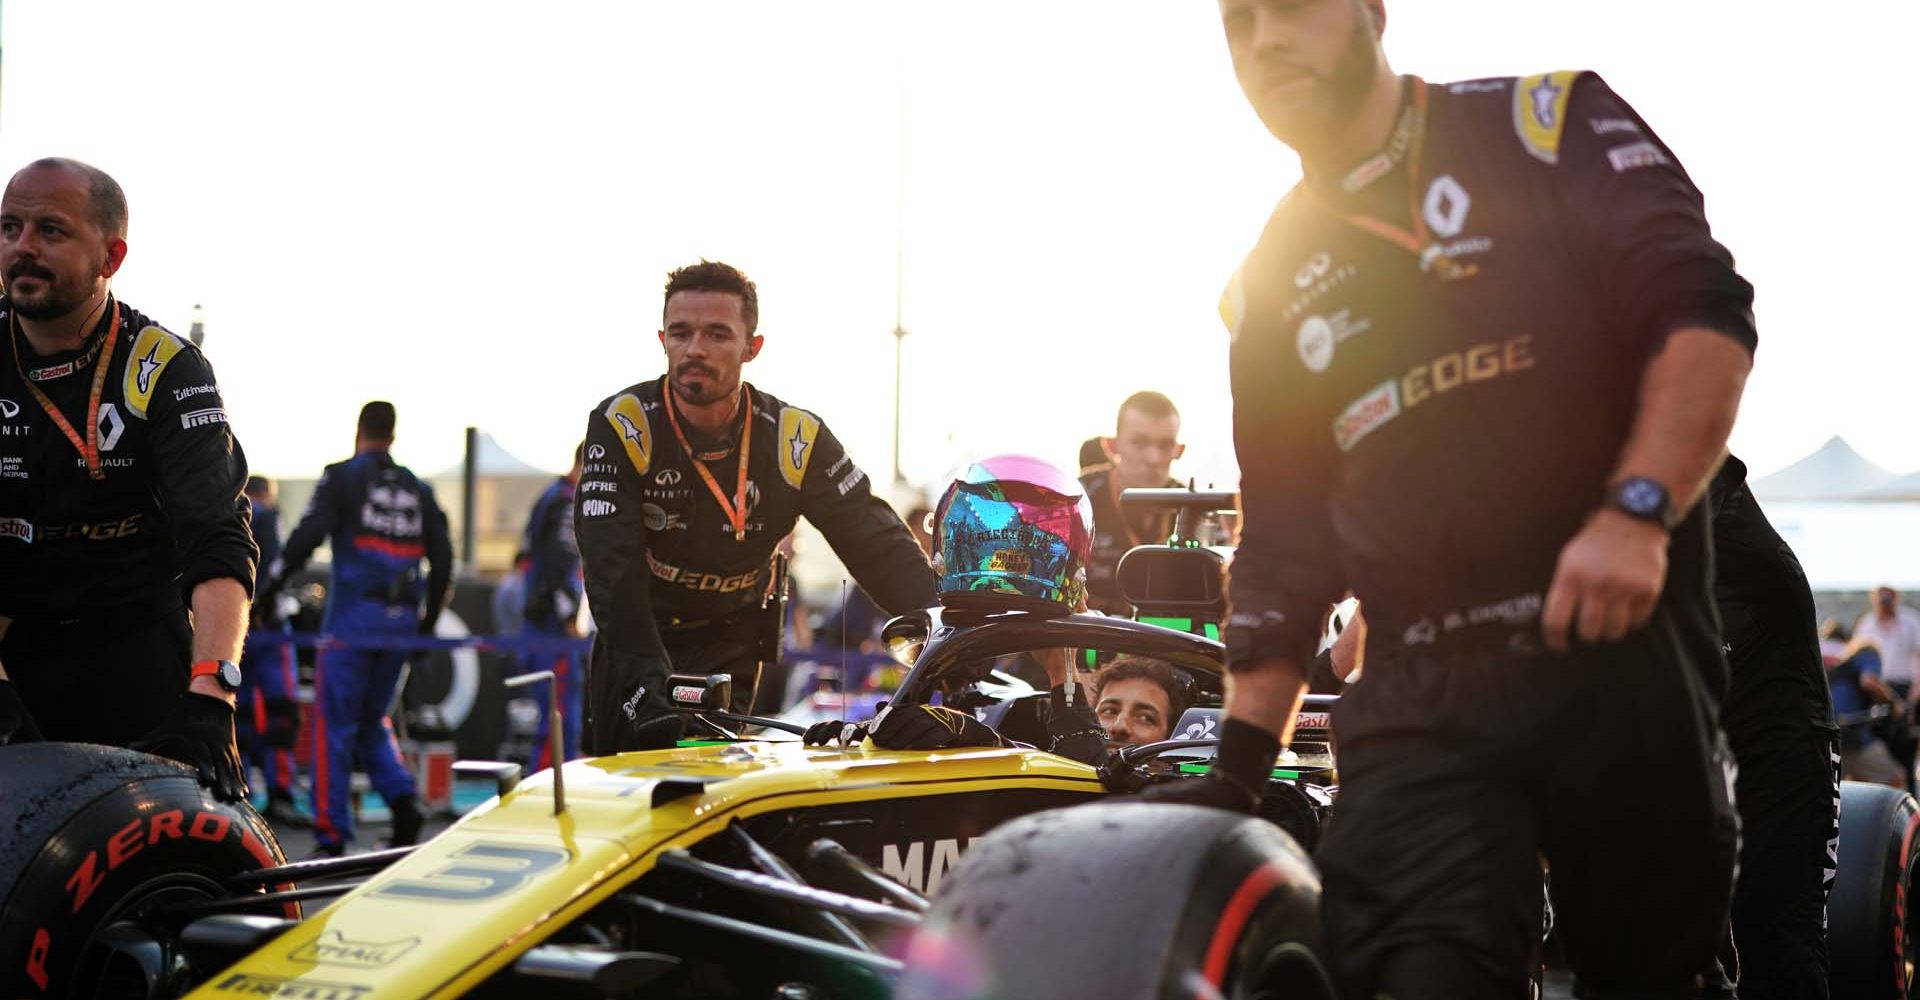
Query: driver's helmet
932 454 1093 612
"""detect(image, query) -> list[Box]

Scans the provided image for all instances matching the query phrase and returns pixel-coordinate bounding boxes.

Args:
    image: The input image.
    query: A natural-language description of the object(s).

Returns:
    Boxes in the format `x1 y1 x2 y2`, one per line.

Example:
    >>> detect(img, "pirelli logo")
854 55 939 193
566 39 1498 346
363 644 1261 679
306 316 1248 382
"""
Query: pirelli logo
180 407 228 429
211 972 370 998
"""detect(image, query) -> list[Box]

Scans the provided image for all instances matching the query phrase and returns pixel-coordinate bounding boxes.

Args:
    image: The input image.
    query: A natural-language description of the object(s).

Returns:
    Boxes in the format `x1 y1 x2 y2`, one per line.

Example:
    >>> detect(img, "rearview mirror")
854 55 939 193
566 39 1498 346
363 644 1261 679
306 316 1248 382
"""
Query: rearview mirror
667 673 732 712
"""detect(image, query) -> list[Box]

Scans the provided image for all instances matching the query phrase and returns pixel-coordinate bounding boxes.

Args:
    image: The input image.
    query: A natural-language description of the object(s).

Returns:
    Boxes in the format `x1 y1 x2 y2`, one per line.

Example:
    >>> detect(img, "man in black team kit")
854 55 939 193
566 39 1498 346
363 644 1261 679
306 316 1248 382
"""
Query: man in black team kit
576 261 936 753
0 158 254 802
1080 391 1185 615
1180 3 1757 997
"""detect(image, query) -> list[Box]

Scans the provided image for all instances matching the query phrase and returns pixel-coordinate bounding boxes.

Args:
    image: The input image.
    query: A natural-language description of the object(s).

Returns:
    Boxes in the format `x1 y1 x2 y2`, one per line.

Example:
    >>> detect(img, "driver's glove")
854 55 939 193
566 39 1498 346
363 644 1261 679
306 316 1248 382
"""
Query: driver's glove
0 679 44 746
131 692 250 803
1044 681 1107 765
870 703 1011 751
804 718 873 747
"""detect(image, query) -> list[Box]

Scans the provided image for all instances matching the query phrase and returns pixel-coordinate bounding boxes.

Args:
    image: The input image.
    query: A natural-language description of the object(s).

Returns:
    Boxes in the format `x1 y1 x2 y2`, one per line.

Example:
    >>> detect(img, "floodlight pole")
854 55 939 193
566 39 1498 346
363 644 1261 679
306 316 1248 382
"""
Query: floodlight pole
890 86 909 486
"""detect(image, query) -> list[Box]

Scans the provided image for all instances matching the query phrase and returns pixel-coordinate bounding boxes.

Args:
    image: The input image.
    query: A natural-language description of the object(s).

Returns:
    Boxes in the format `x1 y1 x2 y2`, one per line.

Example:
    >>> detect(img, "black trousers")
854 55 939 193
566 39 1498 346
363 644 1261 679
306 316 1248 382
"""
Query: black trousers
3 603 191 747
1724 726 1838 1000
1318 612 1738 1000
582 613 763 755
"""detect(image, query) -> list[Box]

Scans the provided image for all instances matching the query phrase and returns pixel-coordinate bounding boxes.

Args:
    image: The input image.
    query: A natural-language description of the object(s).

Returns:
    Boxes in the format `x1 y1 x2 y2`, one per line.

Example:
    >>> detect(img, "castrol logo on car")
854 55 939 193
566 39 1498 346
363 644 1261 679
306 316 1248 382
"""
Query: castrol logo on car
0 517 32 543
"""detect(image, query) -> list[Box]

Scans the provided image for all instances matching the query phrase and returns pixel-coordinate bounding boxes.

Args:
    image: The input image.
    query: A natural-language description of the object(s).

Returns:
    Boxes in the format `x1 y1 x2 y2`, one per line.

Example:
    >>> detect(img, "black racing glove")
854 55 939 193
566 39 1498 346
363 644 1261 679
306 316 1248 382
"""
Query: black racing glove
131 692 250 803
870 703 1011 751
0 679 44 746
262 697 300 750
804 717 873 747
1044 682 1109 766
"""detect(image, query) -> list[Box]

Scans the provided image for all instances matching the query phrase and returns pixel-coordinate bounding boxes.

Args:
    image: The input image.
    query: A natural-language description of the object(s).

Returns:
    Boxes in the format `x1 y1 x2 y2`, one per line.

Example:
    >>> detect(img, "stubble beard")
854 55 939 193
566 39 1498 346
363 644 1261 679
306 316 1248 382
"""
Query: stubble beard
1252 17 1381 156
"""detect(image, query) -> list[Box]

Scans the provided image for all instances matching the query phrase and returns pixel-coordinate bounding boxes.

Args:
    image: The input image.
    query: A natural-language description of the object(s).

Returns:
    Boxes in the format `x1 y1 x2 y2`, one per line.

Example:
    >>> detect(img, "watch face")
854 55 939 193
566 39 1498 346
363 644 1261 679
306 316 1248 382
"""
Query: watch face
1620 479 1663 515
218 660 243 689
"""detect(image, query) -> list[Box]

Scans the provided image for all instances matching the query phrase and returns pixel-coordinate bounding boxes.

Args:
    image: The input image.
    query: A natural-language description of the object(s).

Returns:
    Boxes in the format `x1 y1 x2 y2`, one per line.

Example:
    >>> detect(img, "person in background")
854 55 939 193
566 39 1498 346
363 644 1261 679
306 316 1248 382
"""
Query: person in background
262 401 452 857
1854 586 1920 784
493 550 530 640
1080 392 1184 614
518 444 585 770
239 475 307 828
1828 628 1903 788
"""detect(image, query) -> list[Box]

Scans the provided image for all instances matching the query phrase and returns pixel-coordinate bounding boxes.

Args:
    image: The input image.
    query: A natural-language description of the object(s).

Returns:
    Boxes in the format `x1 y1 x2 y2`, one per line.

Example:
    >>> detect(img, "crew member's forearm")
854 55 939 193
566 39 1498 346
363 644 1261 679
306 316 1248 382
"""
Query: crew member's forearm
1610 327 1752 510
189 578 249 703
1224 657 1309 741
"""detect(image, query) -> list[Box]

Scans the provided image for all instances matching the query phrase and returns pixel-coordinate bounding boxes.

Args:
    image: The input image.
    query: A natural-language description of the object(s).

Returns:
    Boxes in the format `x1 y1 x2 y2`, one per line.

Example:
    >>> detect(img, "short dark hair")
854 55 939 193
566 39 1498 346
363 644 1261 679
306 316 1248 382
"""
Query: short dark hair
25 157 127 239
243 475 273 498
664 260 759 334
1115 391 1178 433
1092 655 1191 721
358 400 397 440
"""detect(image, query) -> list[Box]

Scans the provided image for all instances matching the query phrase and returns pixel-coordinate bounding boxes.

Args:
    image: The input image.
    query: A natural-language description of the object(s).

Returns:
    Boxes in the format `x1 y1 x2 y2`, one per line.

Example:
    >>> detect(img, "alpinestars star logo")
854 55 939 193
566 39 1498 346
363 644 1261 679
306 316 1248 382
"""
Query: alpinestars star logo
135 343 162 394
788 427 809 468
614 412 645 450
1530 75 1562 129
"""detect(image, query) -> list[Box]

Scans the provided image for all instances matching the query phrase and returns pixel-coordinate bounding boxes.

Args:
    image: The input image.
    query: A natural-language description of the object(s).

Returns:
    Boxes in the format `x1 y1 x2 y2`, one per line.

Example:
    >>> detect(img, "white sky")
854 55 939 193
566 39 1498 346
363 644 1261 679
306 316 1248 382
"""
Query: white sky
2 2 1914 491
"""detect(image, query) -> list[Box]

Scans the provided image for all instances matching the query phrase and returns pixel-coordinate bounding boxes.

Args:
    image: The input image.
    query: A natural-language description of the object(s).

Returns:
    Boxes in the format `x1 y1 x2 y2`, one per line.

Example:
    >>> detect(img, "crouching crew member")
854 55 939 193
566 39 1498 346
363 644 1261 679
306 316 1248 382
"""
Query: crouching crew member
0 158 255 803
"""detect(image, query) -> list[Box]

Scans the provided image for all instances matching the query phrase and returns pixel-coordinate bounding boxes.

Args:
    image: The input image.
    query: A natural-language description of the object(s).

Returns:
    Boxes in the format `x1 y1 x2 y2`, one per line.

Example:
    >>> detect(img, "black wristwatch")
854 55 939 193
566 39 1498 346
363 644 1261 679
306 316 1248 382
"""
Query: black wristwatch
1605 476 1679 531
191 659 244 692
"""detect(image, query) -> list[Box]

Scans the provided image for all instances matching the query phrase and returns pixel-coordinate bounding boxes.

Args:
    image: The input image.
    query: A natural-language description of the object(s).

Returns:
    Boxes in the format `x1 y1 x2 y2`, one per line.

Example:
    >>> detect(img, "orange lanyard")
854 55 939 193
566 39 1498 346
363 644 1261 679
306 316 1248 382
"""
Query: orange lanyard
11 299 121 481
661 380 753 541
1326 79 1477 282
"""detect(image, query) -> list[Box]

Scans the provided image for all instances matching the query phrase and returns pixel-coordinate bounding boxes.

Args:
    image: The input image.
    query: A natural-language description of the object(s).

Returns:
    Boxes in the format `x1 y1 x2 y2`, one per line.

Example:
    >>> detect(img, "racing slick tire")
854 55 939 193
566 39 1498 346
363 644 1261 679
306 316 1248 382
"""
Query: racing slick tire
0 742 294 999
897 802 1331 1000
1831 780 1919 1000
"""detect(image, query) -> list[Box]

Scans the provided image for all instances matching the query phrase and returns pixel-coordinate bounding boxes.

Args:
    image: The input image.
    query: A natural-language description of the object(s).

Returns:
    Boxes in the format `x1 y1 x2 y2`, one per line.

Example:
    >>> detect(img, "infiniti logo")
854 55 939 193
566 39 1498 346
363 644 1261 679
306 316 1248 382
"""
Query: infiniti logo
0 398 17 419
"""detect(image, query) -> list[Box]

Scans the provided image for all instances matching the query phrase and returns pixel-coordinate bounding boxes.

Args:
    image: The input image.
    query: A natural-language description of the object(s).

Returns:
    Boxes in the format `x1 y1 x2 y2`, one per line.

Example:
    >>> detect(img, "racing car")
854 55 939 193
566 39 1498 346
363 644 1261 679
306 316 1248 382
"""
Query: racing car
0 491 1911 998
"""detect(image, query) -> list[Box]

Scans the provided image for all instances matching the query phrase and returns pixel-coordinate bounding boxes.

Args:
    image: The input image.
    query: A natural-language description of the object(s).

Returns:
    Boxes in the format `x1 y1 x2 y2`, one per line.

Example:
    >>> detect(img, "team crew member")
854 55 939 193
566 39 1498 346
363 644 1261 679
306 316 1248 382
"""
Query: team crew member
1189 3 1754 997
576 261 936 752
239 475 308 827
264 401 451 856
518 444 586 769
1080 391 1184 614
1709 456 1840 999
0 158 254 802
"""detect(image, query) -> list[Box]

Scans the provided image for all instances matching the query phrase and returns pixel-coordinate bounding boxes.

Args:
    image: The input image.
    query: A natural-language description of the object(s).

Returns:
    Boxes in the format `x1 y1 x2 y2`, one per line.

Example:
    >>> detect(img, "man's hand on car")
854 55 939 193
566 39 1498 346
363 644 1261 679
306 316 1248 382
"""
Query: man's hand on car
131 692 250 802
0 677 44 746
1541 508 1668 654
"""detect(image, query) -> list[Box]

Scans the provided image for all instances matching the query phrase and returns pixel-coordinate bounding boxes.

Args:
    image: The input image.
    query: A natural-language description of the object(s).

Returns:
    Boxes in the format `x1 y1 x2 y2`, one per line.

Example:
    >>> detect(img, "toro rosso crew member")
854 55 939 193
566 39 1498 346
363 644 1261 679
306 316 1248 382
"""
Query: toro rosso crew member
1080 391 1185 614
0 158 255 802
239 475 308 827
1709 455 1840 999
519 443 586 769
803 456 1108 764
262 401 451 856
575 260 936 753
1181 3 1755 998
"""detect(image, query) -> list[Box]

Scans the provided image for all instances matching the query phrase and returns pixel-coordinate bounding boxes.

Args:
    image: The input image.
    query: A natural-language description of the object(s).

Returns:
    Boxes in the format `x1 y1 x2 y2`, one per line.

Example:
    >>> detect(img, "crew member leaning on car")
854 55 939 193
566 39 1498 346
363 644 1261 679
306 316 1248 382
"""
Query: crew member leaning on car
0 158 255 803
1173 3 1756 998
576 260 937 753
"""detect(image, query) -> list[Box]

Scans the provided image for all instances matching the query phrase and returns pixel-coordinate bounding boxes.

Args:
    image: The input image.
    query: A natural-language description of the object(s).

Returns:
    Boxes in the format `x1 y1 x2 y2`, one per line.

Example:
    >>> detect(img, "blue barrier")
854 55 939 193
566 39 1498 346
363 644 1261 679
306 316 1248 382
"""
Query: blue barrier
244 631 900 675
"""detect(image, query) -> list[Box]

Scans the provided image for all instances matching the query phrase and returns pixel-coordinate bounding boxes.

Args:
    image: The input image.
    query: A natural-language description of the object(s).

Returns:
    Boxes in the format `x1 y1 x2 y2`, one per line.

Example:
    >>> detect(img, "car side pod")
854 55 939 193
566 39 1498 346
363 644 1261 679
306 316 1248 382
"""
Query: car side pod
898 802 1333 1000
